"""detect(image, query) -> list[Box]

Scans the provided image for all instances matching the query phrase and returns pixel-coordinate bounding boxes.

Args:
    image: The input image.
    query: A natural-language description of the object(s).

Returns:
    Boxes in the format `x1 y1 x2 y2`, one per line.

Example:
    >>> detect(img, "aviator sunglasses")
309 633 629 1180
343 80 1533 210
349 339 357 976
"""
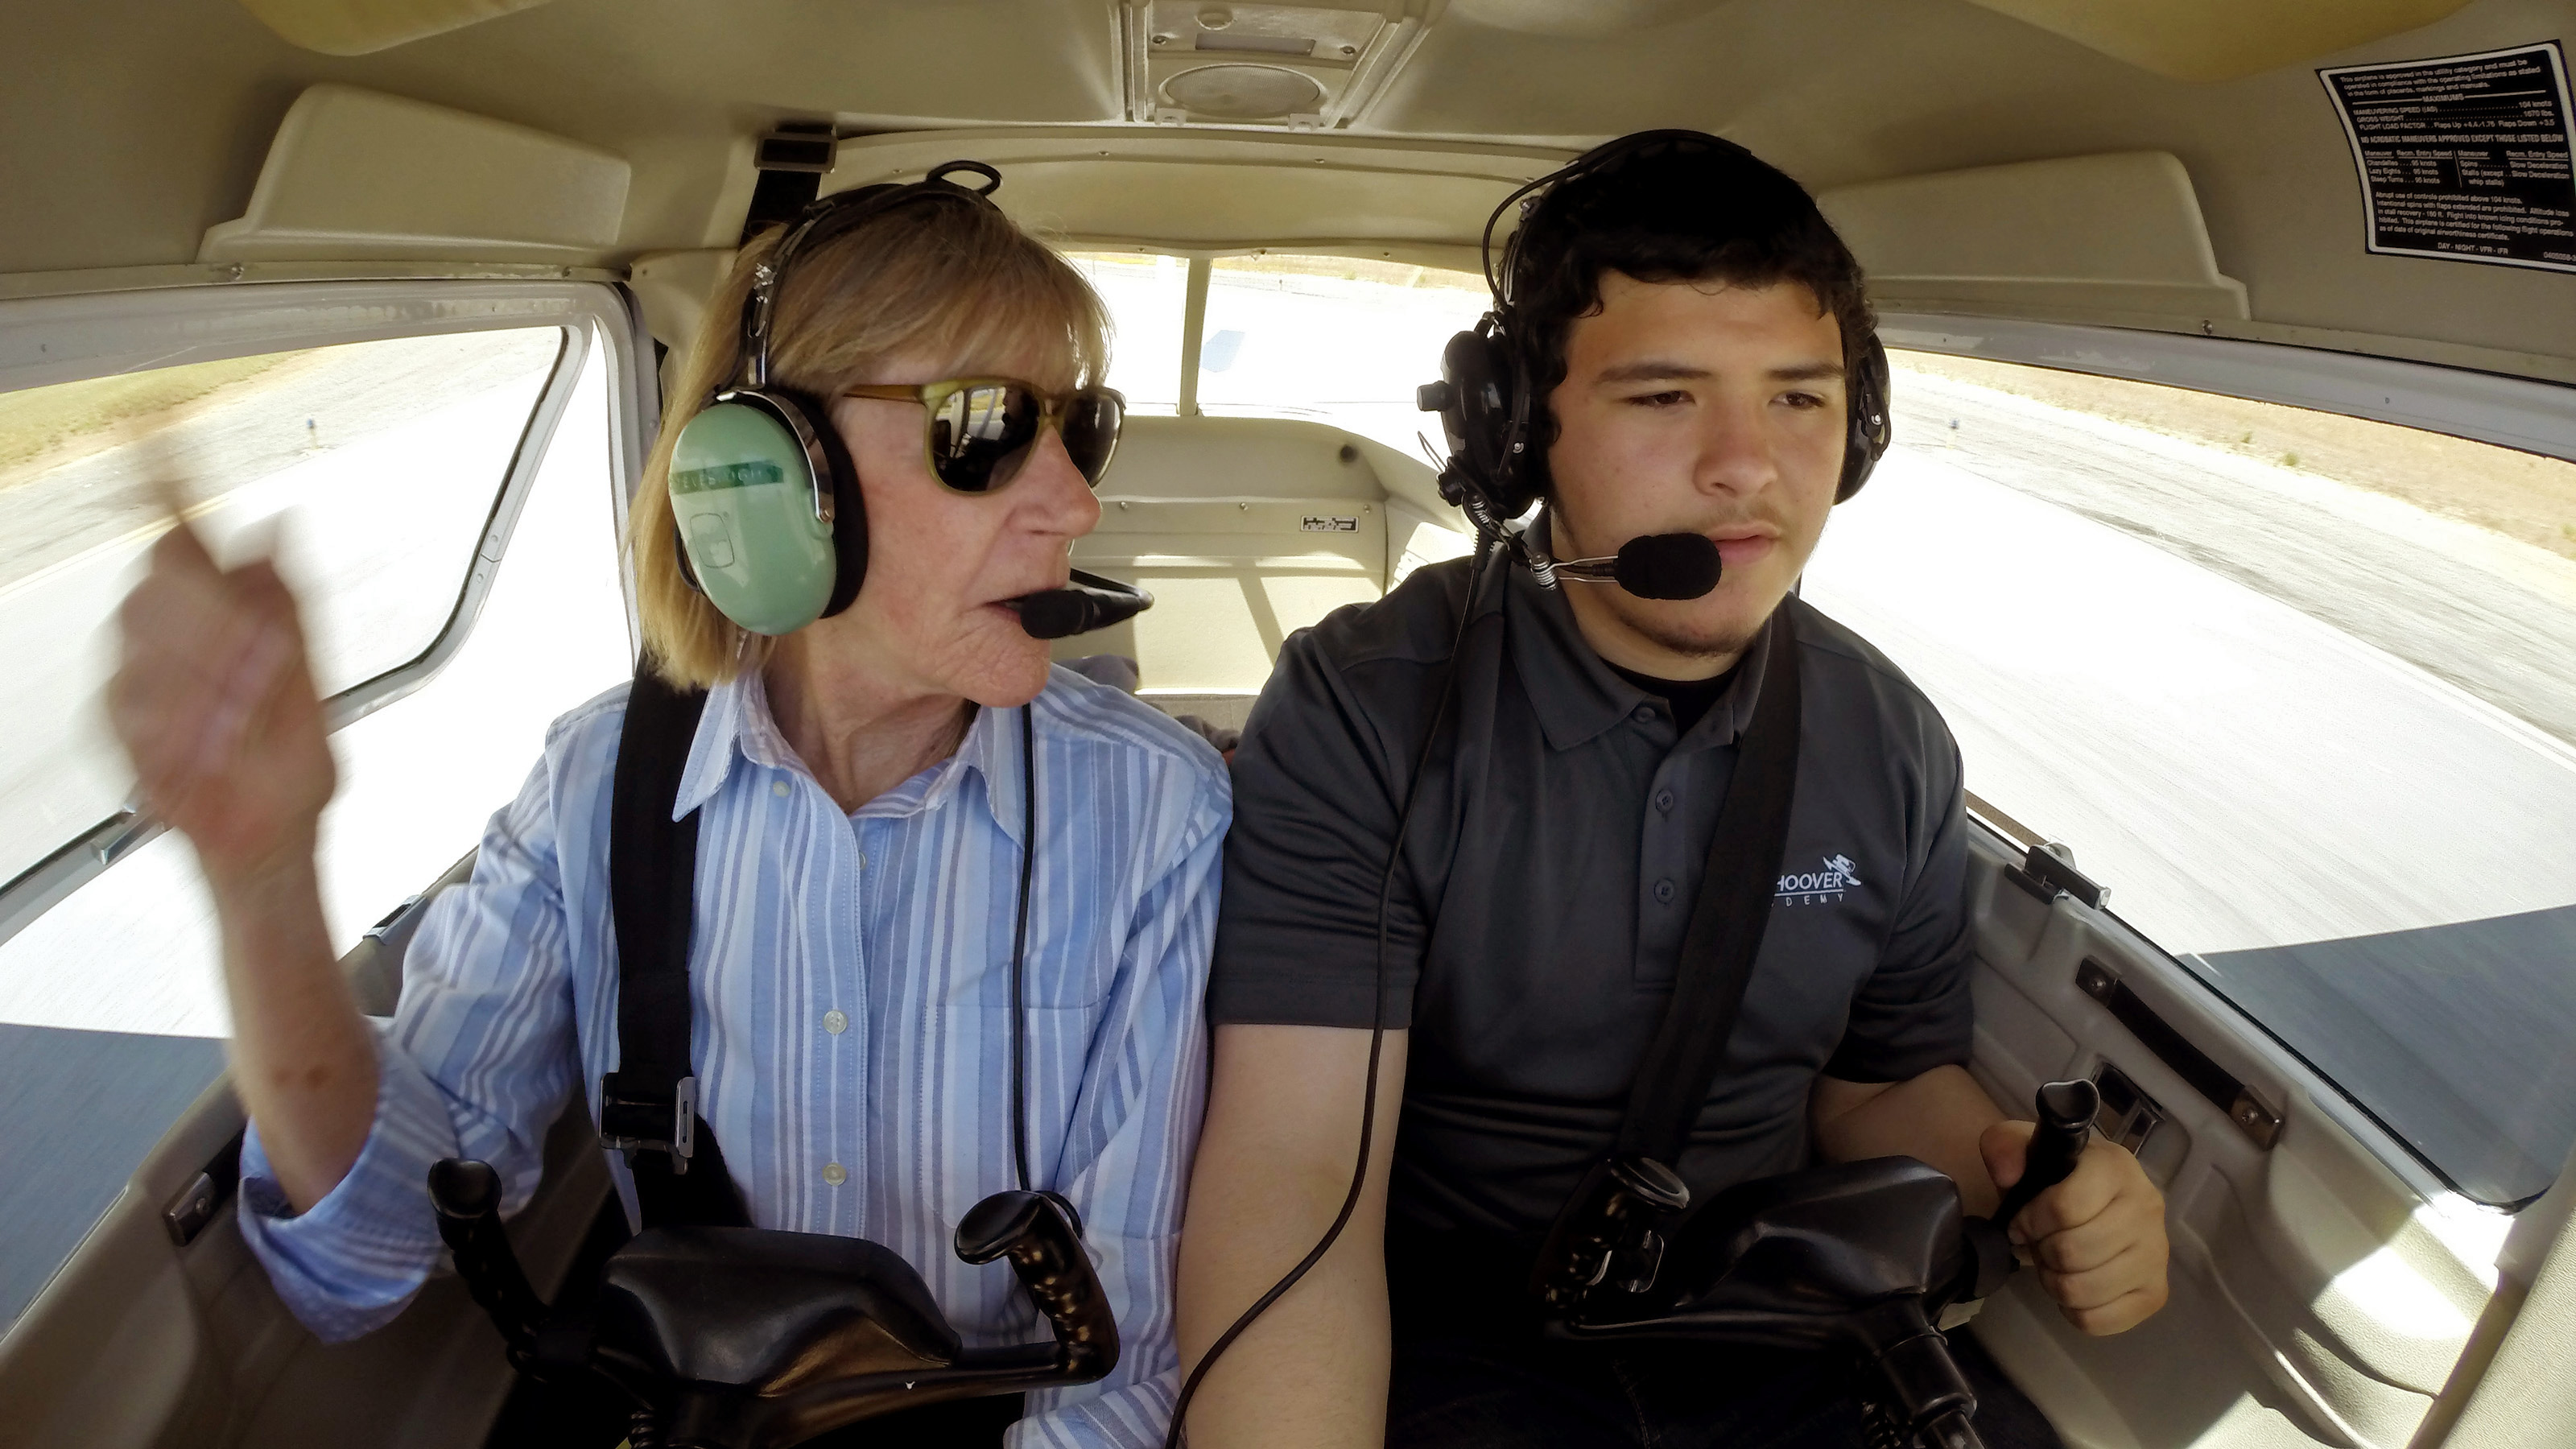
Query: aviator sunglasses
843 379 1125 496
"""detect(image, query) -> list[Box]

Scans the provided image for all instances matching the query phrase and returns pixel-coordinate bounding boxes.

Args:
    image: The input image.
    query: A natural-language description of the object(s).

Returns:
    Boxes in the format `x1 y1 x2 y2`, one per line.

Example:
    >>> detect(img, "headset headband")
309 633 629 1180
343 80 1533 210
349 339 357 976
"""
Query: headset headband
1483 130 1755 314
736 159 1005 392
1420 129 1886 525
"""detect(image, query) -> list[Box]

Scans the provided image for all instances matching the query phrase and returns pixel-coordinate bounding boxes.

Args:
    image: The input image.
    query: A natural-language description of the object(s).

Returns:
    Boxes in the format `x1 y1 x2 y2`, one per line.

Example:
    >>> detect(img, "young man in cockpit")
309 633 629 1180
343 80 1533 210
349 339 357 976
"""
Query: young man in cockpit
1172 134 2169 1447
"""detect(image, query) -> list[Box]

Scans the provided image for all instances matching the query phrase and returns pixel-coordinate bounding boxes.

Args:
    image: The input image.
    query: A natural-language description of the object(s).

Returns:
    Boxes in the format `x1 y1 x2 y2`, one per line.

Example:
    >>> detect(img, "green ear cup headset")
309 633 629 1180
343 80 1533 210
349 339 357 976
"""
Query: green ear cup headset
670 158 1155 642
667 160 1003 637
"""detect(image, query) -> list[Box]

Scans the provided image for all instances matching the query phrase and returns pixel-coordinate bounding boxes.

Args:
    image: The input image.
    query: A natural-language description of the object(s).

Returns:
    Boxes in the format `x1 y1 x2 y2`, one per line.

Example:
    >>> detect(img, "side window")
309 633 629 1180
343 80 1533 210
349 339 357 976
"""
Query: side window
0 303 635 1330
1062 252 1189 413
1802 350 2576 1204
0 330 561 891
1192 254 1488 452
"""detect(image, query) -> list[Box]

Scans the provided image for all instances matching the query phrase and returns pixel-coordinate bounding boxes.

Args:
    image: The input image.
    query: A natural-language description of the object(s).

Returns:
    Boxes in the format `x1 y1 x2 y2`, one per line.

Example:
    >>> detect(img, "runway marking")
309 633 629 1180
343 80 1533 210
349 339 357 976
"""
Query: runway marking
0 493 237 609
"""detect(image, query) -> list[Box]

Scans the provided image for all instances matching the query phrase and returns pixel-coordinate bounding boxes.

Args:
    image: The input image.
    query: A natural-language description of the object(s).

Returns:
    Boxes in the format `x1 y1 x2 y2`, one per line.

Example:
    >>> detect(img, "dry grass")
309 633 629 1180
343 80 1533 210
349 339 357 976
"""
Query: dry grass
0 352 299 492
1893 352 2576 562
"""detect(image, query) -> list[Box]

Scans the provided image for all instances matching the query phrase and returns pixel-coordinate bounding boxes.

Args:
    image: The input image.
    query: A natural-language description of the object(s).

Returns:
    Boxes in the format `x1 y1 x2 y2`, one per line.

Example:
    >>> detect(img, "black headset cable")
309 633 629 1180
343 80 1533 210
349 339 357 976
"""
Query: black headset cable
1163 535 1497 1448
1010 703 1037 1195
1162 138 1664 1445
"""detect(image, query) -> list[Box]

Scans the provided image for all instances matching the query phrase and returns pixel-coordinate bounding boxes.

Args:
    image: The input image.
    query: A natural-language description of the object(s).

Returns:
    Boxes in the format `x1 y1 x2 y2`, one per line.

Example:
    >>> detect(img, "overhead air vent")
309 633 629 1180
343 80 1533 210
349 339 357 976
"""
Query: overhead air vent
1114 1 1444 129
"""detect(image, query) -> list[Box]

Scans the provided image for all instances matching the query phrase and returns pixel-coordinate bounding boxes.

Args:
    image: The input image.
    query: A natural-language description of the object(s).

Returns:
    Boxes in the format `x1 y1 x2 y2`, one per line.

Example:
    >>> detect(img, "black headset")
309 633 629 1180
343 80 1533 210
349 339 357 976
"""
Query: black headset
1418 130 1891 534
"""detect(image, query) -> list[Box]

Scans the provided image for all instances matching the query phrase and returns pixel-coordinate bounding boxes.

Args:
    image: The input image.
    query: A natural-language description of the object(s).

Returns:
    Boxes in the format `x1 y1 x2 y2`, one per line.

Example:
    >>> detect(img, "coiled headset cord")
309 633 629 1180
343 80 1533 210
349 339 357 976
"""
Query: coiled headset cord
1163 535 1498 1448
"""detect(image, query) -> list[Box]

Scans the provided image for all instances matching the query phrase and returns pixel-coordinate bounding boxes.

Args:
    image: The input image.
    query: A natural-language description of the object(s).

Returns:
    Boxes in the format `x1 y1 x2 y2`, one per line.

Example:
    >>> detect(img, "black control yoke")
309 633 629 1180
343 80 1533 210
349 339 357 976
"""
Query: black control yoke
428 1161 1118 1449
1553 1080 2100 1449
1991 1078 2097 1233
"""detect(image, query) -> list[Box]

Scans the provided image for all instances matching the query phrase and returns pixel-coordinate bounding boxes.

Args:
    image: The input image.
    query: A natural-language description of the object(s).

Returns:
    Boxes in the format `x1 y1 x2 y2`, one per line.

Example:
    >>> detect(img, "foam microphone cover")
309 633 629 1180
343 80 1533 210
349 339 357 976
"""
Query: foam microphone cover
1010 572 1154 640
1613 533 1723 600
1013 589 1096 641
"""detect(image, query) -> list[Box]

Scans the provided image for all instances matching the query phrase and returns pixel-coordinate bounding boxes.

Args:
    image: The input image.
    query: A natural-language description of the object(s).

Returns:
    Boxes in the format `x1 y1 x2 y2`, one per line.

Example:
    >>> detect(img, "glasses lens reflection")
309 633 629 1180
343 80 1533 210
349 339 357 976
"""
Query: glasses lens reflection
917 384 1121 493
929 384 1037 493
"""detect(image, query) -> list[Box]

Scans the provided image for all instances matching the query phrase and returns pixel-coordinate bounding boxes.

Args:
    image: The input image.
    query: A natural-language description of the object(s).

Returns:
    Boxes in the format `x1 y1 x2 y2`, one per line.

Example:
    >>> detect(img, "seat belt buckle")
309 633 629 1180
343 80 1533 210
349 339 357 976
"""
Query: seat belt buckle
1530 1152 1690 1311
598 1072 697 1174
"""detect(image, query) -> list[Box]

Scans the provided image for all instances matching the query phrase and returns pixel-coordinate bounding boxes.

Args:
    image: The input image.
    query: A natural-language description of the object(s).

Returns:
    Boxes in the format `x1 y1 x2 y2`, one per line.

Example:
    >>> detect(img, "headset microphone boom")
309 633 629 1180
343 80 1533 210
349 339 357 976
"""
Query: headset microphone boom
1534 531 1723 599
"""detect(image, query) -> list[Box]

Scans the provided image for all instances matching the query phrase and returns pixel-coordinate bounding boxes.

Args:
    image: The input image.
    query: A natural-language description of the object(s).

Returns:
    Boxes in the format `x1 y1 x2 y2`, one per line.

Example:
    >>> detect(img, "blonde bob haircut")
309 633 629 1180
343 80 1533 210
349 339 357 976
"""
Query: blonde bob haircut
630 196 1111 689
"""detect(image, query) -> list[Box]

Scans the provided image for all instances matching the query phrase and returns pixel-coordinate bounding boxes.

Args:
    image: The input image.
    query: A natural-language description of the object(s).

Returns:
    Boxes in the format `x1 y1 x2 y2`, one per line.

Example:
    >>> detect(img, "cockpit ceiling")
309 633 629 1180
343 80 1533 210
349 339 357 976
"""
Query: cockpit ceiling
6 0 2574 380
231 0 2481 80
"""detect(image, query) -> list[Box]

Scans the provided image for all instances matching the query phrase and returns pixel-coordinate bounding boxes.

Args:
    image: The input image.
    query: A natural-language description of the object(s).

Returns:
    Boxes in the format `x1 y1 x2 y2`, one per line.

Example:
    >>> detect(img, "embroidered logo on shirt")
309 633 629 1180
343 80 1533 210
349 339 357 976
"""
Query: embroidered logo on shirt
1776 853 1862 906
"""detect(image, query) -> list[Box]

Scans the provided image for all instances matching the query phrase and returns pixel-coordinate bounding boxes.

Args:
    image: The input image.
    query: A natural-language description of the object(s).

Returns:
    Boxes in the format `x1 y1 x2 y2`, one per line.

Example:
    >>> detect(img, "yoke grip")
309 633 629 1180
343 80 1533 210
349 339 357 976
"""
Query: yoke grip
427 1158 551 1365
956 1190 1120 1382
1991 1080 2099 1232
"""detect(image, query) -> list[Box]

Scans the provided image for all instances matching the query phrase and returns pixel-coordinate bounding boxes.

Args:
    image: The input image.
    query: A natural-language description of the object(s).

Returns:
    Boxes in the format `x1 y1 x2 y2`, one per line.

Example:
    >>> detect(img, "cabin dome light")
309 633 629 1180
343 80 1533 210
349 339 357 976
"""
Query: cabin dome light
1116 0 1438 127
1162 63 1326 119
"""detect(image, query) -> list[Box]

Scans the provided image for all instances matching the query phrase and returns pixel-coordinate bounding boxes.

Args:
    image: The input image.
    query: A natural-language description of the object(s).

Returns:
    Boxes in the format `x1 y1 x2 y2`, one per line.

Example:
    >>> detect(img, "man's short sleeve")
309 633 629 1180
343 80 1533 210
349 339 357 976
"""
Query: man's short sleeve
1208 624 1430 1030
1824 735 1975 1083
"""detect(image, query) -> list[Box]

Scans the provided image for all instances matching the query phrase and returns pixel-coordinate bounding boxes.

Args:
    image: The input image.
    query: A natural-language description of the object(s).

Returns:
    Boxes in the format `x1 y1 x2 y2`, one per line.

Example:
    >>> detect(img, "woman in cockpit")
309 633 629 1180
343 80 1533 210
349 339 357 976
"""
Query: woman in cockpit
109 168 1226 1448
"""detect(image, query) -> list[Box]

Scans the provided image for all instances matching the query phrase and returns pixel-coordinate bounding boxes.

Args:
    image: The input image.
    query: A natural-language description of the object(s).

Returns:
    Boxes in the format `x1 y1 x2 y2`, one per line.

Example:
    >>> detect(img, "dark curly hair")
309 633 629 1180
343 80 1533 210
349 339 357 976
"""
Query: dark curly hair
1501 132 1875 494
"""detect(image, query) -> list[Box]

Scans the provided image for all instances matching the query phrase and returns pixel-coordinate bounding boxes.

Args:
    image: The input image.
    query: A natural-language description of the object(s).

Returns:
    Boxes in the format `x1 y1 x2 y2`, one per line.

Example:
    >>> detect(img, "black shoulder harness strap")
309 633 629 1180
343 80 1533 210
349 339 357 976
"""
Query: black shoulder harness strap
598 666 751 1228
1616 606 1805 1165
1531 606 1806 1308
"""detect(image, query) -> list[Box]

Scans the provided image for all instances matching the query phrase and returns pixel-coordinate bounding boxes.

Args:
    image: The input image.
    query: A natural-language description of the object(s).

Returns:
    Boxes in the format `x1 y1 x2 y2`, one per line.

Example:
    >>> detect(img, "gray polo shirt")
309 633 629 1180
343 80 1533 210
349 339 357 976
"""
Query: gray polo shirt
1209 547 1975 1240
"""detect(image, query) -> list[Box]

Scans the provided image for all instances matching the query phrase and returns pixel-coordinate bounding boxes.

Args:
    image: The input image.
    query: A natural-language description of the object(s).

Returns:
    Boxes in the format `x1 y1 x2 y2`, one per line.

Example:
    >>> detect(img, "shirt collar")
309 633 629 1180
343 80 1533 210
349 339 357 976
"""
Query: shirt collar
1505 513 1777 754
669 667 1026 843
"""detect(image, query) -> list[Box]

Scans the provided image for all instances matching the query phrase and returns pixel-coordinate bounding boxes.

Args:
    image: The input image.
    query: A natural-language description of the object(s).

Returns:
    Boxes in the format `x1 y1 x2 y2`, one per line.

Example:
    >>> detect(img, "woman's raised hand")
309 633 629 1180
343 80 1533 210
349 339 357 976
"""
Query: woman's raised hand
113 503 380 1209
109 510 337 886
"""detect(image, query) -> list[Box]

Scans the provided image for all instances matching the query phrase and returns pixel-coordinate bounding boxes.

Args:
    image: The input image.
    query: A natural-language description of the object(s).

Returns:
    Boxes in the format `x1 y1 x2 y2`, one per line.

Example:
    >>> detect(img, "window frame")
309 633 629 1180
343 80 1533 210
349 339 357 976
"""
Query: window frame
1878 311 2576 467
0 279 649 952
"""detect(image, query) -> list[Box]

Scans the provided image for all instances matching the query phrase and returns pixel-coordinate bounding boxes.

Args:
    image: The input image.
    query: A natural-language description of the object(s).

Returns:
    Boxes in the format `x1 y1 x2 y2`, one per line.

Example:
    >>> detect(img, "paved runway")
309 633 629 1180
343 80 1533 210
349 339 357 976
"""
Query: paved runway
1806 372 2576 1201
1808 390 2576 957
0 331 559 892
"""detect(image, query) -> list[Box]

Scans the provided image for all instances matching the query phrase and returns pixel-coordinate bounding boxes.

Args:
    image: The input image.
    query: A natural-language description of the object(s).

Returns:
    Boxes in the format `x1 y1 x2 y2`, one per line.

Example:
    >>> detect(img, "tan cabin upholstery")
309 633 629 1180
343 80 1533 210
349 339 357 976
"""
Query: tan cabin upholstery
1059 414 1459 699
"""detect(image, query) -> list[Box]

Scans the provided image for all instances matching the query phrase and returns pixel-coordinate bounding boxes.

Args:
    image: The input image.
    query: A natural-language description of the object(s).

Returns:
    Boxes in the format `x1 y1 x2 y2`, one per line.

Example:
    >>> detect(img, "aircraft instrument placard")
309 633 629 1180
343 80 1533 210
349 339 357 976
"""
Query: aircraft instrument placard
2320 43 2575 275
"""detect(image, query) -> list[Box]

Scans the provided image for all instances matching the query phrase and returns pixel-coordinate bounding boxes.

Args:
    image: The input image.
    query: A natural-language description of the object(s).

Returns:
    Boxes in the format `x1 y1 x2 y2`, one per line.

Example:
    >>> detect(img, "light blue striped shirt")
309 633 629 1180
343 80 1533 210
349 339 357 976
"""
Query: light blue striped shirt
238 665 1229 1448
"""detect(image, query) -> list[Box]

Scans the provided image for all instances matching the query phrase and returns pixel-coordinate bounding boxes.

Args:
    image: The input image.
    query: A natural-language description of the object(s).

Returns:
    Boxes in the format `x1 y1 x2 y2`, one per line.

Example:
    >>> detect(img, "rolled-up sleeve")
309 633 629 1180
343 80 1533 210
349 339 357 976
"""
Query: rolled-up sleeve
1014 770 1227 1449
237 749 583 1341
1208 627 1428 1030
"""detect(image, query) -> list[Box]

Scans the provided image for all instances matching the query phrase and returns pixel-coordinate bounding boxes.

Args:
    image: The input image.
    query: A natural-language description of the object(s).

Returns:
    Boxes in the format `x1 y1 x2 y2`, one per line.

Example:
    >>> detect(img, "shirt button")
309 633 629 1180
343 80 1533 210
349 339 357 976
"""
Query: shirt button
1633 704 1658 724
1655 789 1676 814
1653 878 1676 904
821 1162 847 1186
772 778 790 798
823 1009 848 1035
853 852 867 870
